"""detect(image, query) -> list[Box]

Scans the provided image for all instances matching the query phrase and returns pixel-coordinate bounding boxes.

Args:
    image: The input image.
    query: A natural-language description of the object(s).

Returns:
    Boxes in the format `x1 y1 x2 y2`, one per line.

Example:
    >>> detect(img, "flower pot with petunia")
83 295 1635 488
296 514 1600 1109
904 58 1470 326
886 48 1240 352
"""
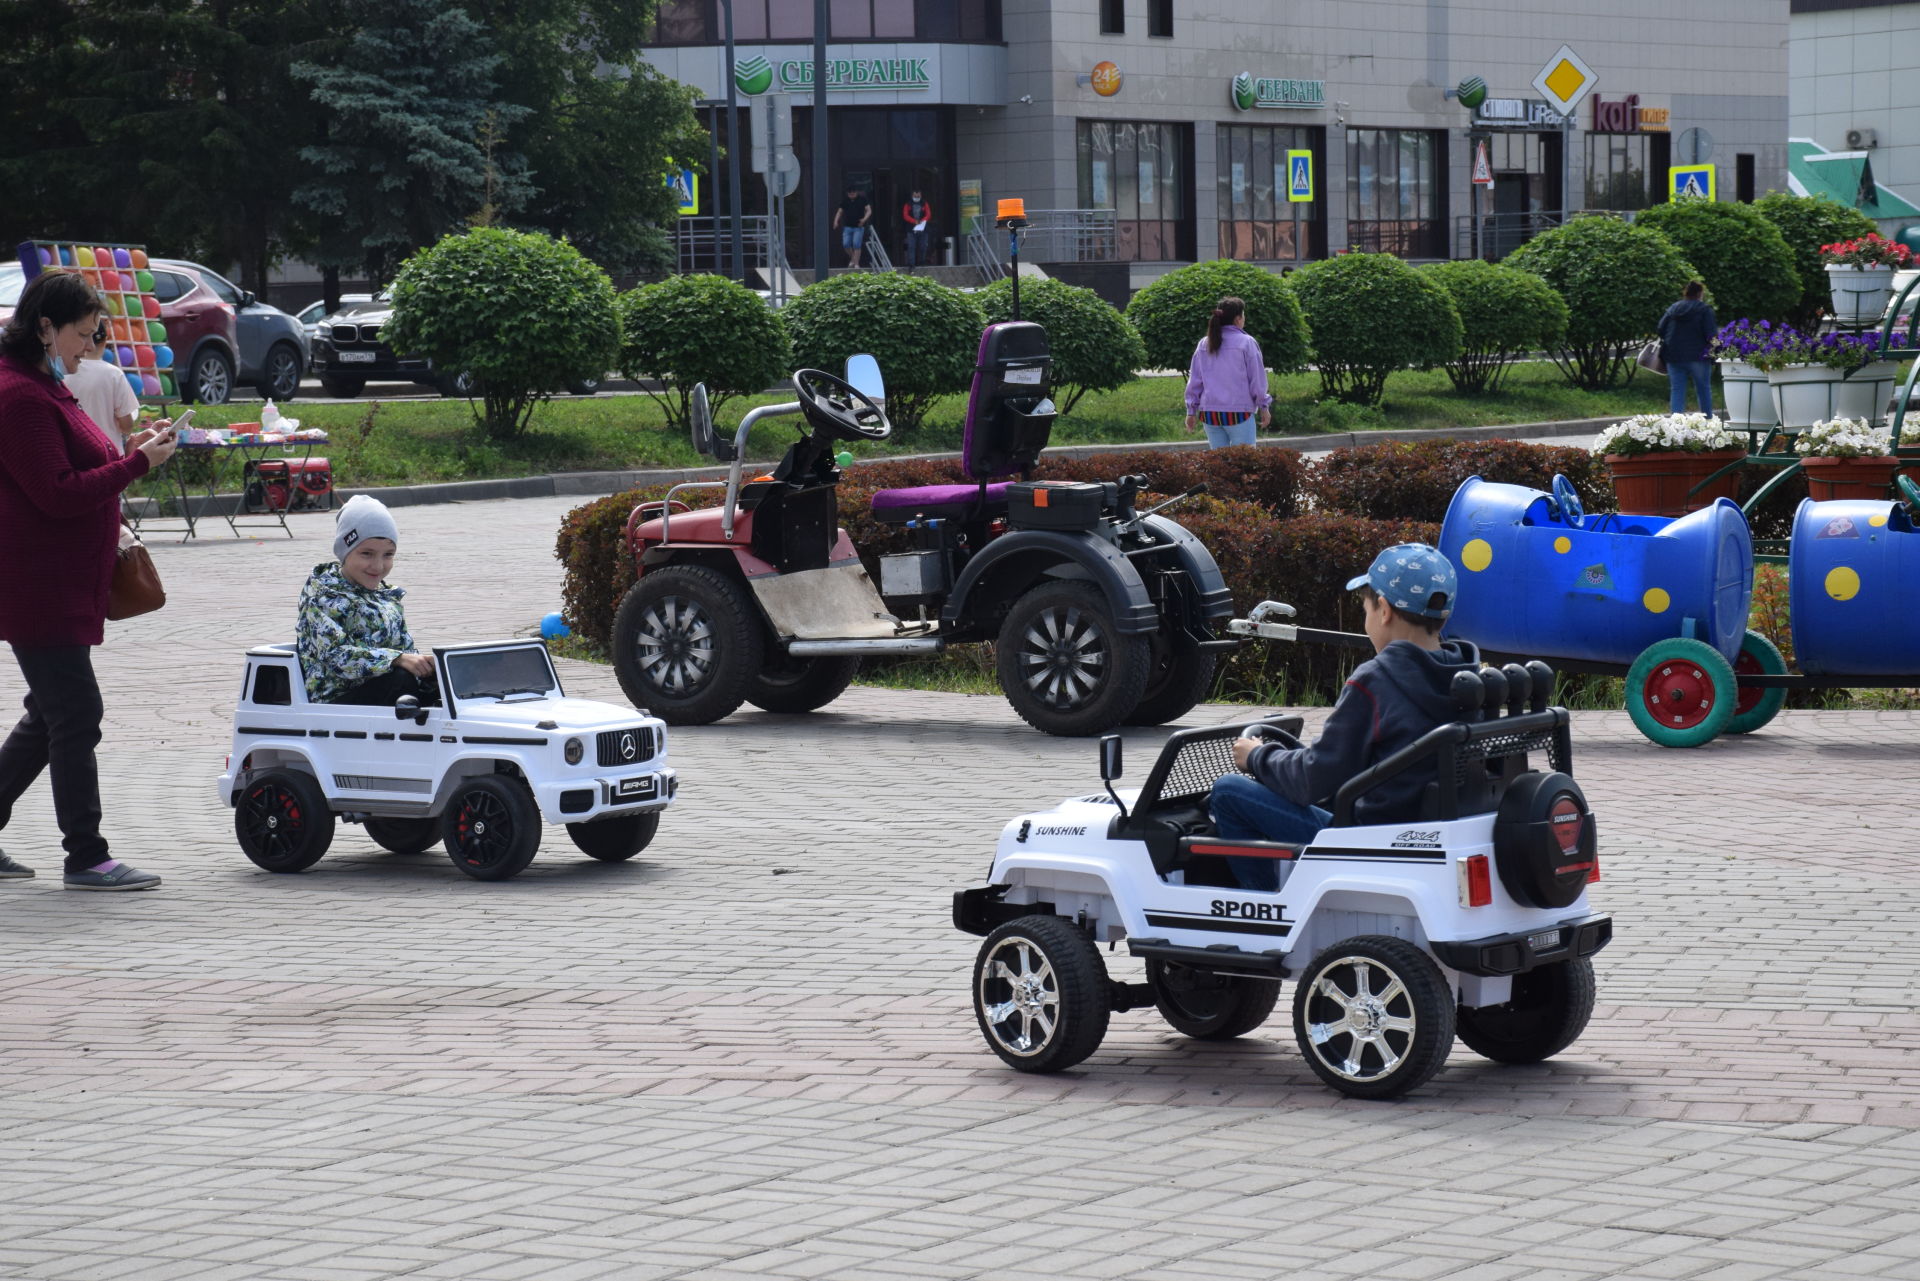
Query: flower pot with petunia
1709 320 1779 430
1793 416 1898 501
1734 323 1899 428
1592 412 1747 517
1822 234 1914 324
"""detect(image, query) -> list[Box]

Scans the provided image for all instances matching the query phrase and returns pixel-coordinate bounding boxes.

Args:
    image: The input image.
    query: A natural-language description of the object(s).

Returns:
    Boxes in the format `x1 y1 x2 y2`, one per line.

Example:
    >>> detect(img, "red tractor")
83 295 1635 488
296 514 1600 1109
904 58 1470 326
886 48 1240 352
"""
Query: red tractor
607 325 1235 736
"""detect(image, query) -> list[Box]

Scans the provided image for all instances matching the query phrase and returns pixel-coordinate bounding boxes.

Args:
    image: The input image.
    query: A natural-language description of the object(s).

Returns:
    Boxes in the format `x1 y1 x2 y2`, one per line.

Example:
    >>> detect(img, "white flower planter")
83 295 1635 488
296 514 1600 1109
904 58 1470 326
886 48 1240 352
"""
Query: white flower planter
1826 263 1896 324
1768 361 1903 429
1718 360 1778 430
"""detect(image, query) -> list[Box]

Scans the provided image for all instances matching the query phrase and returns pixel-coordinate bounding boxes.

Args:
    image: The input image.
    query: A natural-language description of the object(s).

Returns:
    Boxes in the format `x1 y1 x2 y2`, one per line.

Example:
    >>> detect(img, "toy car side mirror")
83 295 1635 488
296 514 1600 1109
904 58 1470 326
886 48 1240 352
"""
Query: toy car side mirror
845 353 886 405
394 694 427 725
1099 733 1123 781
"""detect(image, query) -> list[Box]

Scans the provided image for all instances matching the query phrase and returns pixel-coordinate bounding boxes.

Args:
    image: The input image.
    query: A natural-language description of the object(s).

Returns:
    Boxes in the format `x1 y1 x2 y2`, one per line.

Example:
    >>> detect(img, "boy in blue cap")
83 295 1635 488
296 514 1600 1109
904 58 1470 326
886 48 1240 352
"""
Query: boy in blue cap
1210 542 1480 891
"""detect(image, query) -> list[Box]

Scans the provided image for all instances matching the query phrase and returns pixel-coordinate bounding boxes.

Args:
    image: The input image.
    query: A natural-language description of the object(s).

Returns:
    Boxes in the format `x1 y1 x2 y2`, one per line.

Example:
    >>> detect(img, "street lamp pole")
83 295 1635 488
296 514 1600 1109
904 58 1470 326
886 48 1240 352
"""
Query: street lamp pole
722 0 746 285
812 0 829 281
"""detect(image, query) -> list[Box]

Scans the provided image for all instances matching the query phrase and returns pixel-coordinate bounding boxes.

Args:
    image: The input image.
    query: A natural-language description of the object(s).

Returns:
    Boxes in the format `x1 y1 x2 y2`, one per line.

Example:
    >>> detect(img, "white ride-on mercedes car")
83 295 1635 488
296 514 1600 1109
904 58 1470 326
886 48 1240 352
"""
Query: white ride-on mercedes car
954 656 1612 1099
218 639 676 881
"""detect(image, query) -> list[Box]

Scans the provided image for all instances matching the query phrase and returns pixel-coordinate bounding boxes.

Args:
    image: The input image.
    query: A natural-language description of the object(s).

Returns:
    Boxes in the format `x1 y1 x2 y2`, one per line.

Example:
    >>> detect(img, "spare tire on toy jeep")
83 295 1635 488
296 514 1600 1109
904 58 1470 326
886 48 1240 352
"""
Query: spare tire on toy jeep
1492 772 1596 909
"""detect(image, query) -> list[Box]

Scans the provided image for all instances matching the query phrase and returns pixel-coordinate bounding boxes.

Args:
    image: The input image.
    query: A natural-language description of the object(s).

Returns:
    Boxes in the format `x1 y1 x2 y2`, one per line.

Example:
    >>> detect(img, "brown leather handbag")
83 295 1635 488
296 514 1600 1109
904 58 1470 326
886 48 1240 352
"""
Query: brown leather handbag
107 530 165 621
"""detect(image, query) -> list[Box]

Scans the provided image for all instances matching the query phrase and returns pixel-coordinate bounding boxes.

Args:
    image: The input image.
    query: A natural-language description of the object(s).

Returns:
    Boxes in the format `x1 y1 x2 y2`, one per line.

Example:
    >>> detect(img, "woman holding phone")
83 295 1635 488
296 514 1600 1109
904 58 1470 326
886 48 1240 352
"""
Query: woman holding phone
0 268 176 890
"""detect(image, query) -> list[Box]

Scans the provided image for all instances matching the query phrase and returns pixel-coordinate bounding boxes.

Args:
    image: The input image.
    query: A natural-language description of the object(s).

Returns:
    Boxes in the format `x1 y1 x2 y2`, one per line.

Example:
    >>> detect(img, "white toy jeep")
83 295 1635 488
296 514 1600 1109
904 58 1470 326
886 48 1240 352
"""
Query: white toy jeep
953 658 1611 1099
217 639 677 881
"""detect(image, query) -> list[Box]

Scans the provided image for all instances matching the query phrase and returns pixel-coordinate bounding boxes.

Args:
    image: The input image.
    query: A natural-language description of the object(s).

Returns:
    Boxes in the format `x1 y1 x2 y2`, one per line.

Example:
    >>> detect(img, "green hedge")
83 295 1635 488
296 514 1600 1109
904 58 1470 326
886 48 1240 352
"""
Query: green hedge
1633 200 1801 326
1287 253 1463 406
1421 261 1569 394
617 273 790 431
1505 215 1696 392
782 272 984 432
1125 259 1310 376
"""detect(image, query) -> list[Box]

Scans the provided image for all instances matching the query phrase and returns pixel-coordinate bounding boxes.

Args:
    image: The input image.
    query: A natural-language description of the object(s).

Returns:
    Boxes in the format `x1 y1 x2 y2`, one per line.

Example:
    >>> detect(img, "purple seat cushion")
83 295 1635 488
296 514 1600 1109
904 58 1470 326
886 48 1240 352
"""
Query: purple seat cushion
870 482 1011 515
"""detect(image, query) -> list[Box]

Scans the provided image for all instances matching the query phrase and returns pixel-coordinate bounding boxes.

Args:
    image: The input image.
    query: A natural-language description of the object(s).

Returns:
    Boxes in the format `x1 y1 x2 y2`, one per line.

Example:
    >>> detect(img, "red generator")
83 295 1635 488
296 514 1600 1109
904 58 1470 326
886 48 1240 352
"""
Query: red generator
243 458 334 513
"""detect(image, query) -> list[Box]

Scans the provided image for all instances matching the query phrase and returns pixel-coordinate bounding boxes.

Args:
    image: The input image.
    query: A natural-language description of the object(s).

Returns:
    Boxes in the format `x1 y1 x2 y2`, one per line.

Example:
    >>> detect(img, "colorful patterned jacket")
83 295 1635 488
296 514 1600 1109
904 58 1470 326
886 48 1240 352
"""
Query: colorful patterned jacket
295 561 414 703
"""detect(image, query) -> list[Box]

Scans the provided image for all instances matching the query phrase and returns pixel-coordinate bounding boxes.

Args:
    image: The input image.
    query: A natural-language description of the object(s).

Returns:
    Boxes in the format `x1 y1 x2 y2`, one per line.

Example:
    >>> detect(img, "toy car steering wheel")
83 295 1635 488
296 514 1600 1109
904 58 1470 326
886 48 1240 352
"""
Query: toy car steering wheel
1899 473 1920 518
793 368 891 442
1551 474 1585 530
1241 721 1303 750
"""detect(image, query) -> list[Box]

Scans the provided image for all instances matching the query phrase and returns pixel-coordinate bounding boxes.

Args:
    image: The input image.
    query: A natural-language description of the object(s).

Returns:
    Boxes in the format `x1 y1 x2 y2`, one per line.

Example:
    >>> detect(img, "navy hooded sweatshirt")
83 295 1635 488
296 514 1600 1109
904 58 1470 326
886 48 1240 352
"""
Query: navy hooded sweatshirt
1244 638 1481 826
1657 298 1718 364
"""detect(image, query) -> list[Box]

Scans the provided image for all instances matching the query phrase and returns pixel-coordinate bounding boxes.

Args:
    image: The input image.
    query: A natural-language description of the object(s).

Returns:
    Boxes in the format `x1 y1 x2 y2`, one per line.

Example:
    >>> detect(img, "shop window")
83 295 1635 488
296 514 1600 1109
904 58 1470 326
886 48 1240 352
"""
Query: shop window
1100 0 1124 35
1737 153 1756 203
1078 119 1191 261
1217 123 1323 262
1148 0 1172 37
1345 128 1446 258
1584 134 1656 211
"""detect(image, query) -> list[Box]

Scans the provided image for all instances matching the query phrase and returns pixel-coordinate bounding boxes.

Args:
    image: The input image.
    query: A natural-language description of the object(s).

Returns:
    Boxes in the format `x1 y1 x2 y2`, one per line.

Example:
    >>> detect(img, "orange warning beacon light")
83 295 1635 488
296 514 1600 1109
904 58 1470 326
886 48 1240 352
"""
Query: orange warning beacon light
995 197 1027 226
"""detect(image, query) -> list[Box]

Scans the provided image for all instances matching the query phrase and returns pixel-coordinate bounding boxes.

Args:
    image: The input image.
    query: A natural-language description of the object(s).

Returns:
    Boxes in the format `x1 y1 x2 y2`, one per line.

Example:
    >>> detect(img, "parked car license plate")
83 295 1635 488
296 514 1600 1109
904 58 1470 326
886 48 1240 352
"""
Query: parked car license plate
615 775 656 799
338 351 376 363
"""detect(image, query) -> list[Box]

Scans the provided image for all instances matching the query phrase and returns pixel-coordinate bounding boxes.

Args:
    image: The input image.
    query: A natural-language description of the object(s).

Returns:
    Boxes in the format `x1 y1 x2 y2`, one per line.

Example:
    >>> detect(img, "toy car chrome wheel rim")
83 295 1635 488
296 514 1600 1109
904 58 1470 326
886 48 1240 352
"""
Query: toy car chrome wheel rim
1301 955 1419 1083
978 936 1060 1056
631 596 716 695
1014 603 1110 710
451 789 518 870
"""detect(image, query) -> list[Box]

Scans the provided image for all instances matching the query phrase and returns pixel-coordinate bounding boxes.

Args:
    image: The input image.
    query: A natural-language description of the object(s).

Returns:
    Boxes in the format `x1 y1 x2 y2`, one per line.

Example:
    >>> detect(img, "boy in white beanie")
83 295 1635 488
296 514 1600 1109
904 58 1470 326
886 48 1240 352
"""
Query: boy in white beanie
294 495 438 704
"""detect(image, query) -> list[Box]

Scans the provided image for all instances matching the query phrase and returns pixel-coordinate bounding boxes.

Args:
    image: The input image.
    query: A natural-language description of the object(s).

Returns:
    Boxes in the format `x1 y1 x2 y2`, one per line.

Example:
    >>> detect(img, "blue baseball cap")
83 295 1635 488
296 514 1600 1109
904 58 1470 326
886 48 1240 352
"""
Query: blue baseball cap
1346 543 1457 620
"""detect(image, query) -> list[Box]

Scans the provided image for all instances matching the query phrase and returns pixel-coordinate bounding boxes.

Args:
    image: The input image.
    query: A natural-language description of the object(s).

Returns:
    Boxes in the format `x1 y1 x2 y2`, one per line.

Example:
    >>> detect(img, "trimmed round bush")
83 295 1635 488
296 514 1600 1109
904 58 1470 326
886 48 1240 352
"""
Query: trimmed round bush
617 274 790 432
1125 259 1309 376
386 227 619 440
1504 215 1695 391
1634 200 1800 326
1287 253 1463 406
1421 261 1569 394
783 272 984 433
978 276 1144 414
1753 192 1882 328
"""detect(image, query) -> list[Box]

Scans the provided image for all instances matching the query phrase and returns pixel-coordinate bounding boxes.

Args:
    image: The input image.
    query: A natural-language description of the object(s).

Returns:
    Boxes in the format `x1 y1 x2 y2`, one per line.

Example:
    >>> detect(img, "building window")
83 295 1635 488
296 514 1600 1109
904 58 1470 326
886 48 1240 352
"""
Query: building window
1217 123 1322 262
1100 0 1124 36
1148 0 1171 37
1345 128 1446 258
1736 153 1756 203
1078 119 1191 261
645 0 1000 44
1583 133 1668 211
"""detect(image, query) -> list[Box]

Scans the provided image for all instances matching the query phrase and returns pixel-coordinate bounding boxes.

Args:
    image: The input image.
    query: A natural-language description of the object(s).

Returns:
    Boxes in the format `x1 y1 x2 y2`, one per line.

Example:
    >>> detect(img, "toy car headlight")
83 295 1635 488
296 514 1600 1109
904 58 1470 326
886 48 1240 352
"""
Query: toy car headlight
564 737 584 765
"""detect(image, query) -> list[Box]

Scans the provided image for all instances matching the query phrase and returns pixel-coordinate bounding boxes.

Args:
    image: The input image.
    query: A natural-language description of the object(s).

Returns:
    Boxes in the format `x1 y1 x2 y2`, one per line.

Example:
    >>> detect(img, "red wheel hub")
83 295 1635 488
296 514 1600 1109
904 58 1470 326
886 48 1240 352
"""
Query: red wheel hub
1733 649 1764 716
1642 660 1718 729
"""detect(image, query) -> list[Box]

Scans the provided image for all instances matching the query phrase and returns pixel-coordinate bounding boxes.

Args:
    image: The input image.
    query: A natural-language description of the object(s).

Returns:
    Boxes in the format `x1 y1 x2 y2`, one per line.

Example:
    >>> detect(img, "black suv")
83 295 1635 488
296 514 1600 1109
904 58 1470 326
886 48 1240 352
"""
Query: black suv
310 292 604 399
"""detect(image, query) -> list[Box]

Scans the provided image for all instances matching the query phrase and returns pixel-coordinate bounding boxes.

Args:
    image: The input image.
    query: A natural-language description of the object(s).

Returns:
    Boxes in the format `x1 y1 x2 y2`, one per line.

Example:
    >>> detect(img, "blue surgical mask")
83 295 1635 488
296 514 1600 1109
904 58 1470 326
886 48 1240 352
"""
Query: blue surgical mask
47 350 68 384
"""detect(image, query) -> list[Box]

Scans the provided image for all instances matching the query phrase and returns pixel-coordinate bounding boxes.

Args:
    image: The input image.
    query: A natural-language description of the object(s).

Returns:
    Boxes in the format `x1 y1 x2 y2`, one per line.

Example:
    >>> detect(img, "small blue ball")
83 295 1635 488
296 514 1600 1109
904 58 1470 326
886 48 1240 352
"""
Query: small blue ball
540 611 571 640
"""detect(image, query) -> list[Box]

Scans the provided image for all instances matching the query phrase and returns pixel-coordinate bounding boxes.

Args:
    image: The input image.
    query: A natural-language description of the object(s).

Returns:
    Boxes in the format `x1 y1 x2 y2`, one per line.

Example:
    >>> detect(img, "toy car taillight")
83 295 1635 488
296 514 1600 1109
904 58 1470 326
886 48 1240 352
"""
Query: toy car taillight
1458 854 1492 907
1586 852 1601 883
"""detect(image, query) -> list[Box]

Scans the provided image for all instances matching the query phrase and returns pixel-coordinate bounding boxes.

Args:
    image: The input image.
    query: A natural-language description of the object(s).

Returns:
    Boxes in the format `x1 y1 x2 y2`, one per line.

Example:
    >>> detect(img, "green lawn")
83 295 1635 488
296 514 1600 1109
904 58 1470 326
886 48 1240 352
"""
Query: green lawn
163 362 1674 490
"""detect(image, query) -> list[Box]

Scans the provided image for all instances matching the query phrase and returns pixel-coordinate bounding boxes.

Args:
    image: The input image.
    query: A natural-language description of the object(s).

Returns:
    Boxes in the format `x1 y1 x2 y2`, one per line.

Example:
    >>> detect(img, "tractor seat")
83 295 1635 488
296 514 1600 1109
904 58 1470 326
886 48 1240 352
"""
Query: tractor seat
870 482 1012 524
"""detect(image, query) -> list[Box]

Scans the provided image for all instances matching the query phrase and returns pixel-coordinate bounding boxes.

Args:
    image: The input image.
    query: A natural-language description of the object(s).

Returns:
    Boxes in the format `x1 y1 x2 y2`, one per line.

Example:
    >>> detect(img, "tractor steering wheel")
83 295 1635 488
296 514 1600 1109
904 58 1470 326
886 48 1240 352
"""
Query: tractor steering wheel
1899 472 1920 519
1551 473 1586 530
793 368 891 442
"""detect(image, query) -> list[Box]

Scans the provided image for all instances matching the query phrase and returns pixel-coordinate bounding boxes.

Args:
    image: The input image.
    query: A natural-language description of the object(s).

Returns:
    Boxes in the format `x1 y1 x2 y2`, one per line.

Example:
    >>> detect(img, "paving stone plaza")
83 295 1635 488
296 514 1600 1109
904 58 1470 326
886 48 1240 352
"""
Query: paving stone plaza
3 494 1918 1280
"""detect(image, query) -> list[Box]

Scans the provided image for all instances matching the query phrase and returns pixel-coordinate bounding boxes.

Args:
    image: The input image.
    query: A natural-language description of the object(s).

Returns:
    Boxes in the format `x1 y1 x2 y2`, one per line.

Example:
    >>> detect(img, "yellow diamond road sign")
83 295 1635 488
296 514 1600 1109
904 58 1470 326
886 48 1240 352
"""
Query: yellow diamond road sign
1532 44 1596 117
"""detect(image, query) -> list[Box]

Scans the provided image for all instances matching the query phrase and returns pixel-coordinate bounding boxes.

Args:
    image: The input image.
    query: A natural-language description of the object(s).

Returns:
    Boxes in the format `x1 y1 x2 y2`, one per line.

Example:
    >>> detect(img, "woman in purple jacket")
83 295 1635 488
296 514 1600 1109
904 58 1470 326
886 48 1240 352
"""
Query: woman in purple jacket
1183 296 1273 449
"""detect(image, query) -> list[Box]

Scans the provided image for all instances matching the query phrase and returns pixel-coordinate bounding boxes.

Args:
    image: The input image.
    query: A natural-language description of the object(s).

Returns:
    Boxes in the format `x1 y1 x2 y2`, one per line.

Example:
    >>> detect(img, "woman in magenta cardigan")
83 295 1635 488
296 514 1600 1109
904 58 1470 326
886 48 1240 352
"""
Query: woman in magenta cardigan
0 270 177 890
1183 296 1273 449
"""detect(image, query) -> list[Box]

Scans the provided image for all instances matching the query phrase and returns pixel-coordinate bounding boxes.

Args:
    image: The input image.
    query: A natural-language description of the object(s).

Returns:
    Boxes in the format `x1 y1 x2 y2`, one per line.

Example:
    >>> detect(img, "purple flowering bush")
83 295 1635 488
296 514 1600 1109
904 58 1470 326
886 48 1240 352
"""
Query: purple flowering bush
1711 319 1884 374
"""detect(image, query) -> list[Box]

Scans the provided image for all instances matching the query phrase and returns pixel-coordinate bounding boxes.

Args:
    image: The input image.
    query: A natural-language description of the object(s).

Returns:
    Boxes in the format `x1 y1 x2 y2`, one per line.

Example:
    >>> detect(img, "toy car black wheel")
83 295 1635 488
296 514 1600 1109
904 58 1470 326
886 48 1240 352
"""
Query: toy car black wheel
1126 631 1217 727
1625 637 1735 748
567 811 660 862
1292 935 1455 1099
235 769 335 873
973 915 1110 1073
1455 958 1596 1064
1728 629 1787 736
362 816 439 855
441 774 541 881
746 651 859 714
996 581 1152 737
1146 959 1279 1040
612 566 765 725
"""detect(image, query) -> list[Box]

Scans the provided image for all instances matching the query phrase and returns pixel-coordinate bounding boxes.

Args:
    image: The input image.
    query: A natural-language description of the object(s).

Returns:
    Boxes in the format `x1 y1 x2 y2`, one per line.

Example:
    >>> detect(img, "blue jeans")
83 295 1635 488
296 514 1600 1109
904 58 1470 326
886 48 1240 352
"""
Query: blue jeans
1667 360 1713 415
1208 774 1331 891
840 226 865 252
905 227 930 266
1201 415 1258 449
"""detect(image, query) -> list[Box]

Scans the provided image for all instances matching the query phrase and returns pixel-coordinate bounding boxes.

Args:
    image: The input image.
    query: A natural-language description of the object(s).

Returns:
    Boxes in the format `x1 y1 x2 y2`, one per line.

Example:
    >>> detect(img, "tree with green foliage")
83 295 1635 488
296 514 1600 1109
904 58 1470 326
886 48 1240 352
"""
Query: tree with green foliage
1634 200 1800 325
1126 259 1310 376
1505 215 1695 390
618 275 791 431
1287 253 1462 406
1421 261 1570 394
384 228 619 440
1752 192 1882 329
782 273 985 433
977 278 1145 414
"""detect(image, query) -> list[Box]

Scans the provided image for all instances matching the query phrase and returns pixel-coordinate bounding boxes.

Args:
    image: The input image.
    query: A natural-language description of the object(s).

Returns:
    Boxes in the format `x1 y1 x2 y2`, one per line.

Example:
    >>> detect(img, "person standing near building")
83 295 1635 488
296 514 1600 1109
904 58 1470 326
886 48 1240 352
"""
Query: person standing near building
65 321 141 453
901 188 934 270
831 183 872 270
1657 280 1718 416
1183 296 1272 449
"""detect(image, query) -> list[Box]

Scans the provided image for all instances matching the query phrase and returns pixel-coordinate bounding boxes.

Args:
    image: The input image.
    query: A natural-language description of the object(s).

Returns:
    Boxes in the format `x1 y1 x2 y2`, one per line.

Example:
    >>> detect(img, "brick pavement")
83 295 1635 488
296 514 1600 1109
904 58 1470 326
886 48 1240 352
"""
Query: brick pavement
1 495 1918 1279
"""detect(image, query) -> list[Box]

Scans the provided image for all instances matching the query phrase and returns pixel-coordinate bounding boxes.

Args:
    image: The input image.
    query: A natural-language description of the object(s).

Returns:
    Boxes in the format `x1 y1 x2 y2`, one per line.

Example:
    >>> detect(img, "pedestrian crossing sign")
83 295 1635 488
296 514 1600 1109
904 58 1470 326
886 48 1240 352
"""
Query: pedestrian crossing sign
668 168 699 215
1670 164 1715 202
1286 150 1314 203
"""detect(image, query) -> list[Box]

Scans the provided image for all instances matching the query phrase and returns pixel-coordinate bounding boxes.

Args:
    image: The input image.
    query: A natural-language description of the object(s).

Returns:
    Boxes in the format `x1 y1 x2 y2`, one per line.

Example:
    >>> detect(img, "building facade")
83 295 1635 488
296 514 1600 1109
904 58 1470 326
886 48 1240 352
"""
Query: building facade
643 0 1790 284
1789 0 1920 232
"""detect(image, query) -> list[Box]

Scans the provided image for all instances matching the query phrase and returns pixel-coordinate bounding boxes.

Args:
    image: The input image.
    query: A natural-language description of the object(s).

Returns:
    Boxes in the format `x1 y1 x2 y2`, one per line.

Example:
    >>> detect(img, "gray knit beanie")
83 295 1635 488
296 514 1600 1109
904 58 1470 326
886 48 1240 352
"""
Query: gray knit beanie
333 494 399 562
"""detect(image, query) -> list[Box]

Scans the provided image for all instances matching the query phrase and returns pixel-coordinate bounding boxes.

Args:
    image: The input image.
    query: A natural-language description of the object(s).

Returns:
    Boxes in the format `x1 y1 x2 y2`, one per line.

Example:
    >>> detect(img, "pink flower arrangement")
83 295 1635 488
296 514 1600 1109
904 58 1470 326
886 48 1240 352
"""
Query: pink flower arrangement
1820 234 1914 269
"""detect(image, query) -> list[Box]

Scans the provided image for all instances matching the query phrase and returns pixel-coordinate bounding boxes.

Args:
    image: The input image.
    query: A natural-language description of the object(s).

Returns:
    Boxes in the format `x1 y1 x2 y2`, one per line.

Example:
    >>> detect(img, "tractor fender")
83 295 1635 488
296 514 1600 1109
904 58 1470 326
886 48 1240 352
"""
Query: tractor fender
942 529 1158 636
1140 514 1235 623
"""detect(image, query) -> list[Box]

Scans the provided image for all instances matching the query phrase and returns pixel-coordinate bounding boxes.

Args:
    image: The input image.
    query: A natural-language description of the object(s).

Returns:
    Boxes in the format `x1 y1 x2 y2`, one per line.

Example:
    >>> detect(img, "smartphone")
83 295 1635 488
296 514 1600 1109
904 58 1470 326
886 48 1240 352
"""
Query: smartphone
164 408 195 437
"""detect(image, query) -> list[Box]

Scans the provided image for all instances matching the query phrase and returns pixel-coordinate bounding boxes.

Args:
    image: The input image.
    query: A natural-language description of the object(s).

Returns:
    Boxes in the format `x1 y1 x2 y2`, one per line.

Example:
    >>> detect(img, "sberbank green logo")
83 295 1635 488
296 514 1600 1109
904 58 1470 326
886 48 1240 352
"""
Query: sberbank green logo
1231 72 1256 111
735 55 773 95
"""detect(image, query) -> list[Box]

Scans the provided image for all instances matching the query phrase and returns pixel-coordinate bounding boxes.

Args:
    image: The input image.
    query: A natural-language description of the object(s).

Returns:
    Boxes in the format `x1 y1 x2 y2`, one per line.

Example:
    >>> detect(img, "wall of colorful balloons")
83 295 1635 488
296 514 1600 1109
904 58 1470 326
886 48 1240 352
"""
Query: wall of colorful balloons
17 240 176 400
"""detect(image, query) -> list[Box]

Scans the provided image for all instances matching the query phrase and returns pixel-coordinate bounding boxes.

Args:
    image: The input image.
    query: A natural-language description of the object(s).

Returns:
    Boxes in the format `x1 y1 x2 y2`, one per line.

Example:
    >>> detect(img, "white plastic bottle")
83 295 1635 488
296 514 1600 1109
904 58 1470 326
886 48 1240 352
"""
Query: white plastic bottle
260 399 282 433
